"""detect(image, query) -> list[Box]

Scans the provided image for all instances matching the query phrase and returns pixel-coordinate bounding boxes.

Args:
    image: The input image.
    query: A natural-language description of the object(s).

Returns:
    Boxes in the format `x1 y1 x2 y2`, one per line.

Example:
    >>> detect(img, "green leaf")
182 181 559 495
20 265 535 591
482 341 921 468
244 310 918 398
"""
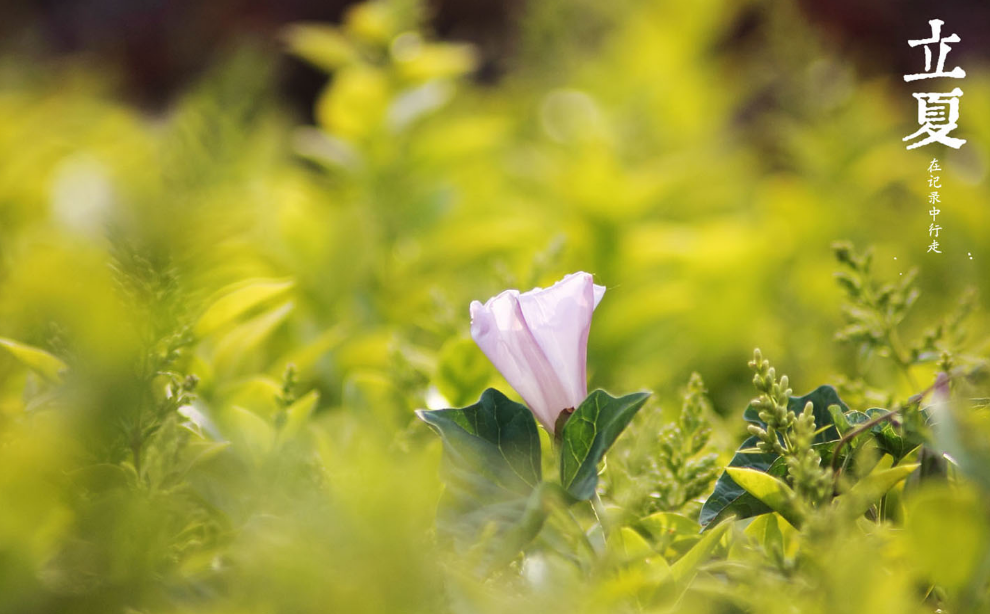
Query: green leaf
864 408 923 461
417 389 546 563
836 463 919 521
639 511 701 541
612 527 656 561
639 512 702 558
702 385 849 527
742 385 846 443
0 337 67 383
283 24 358 73
665 520 730 599
828 404 852 434
417 388 541 493
212 301 295 374
195 277 294 338
699 435 778 527
745 513 784 555
725 467 805 528
559 390 651 501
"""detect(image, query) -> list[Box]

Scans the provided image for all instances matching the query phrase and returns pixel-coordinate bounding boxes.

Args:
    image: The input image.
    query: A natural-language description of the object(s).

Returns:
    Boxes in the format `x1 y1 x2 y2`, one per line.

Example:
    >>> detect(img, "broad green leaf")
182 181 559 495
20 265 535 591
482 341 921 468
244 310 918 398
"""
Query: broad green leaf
417 389 545 563
195 278 294 338
836 462 919 521
699 435 778 528
742 385 846 443
0 337 67 383
702 385 849 527
418 388 541 493
725 467 805 528
559 390 651 501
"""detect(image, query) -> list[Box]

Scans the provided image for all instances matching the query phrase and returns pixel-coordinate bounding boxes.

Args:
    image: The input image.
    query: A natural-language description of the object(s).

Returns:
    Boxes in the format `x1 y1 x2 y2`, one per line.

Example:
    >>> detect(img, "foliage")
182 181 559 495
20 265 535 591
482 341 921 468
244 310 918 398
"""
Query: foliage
0 0 989 612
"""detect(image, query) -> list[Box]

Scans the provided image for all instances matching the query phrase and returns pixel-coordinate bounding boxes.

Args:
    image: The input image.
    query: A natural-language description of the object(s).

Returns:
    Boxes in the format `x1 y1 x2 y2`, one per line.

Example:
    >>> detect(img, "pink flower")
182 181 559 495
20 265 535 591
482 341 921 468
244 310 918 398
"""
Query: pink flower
469 272 605 433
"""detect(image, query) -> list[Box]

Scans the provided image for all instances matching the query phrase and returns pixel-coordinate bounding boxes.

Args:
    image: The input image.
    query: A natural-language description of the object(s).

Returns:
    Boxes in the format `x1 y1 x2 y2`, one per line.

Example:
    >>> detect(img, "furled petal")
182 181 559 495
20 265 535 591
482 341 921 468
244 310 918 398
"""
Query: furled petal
515 272 601 419
469 272 605 432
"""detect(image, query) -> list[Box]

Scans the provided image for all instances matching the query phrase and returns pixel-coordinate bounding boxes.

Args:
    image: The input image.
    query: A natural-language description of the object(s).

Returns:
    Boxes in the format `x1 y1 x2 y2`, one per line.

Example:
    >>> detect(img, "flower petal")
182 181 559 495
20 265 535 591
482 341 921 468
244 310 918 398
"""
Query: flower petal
515 272 601 419
470 292 571 431
593 282 606 309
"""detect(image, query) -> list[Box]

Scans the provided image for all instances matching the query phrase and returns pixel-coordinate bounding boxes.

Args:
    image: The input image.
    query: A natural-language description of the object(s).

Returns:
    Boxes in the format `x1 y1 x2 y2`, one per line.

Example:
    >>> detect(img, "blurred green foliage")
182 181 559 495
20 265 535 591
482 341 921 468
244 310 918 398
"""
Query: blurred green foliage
1 0 989 612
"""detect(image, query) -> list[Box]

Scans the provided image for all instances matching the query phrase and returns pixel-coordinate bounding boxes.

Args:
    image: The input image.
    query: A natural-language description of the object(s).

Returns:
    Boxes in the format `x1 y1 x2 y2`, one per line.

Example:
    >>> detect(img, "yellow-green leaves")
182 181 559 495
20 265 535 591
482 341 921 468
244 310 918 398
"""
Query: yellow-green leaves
283 24 357 73
195 278 294 338
835 463 919 521
0 337 67 383
725 467 806 528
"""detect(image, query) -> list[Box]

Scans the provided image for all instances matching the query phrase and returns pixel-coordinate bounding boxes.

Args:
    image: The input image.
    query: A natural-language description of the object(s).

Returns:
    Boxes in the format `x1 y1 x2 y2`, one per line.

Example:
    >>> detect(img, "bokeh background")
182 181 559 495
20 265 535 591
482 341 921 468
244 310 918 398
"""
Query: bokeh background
0 0 987 612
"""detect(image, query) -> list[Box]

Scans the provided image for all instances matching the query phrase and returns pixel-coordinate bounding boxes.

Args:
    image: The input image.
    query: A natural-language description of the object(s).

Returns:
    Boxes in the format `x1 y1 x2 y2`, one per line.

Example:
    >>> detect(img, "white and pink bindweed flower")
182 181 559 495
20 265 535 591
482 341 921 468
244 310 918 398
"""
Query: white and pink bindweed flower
469 272 605 433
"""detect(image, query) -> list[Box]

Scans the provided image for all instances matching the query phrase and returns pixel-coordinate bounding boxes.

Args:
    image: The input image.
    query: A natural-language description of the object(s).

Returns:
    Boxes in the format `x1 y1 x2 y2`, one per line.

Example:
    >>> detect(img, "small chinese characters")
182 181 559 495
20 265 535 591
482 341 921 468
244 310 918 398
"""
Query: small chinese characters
927 158 943 254
903 19 966 150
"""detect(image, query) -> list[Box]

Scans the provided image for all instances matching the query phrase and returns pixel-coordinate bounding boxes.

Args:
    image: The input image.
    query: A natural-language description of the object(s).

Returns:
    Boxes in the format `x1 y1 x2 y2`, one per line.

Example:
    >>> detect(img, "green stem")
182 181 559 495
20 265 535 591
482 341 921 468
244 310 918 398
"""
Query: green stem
886 327 919 390
591 492 610 546
830 408 901 474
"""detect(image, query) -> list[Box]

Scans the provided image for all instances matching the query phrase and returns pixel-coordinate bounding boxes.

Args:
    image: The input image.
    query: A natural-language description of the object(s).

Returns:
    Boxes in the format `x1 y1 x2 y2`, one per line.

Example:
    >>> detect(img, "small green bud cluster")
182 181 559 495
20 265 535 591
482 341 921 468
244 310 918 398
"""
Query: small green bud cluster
274 363 299 430
655 373 720 510
831 242 918 350
786 402 833 505
832 242 980 393
745 349 833 507
277 363 299 409
609 372 719 515
746 348 792 456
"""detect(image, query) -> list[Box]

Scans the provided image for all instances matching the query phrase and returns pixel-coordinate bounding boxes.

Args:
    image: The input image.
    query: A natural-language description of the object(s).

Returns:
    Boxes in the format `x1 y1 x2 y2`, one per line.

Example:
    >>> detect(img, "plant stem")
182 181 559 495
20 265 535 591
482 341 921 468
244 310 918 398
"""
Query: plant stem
830 409 901 474
885 327 919 390
591 492 610 546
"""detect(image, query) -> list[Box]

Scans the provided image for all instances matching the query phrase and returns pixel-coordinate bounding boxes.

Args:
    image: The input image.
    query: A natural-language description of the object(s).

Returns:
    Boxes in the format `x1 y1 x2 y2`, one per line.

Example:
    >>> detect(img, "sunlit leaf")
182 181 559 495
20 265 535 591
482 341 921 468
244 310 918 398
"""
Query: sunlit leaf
836 462 919 521
725 467 805 528
212 301 294 375
702 386 849 527
0 337 67 383
195 278 294 338
283 24 357 73
671 520 730 583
